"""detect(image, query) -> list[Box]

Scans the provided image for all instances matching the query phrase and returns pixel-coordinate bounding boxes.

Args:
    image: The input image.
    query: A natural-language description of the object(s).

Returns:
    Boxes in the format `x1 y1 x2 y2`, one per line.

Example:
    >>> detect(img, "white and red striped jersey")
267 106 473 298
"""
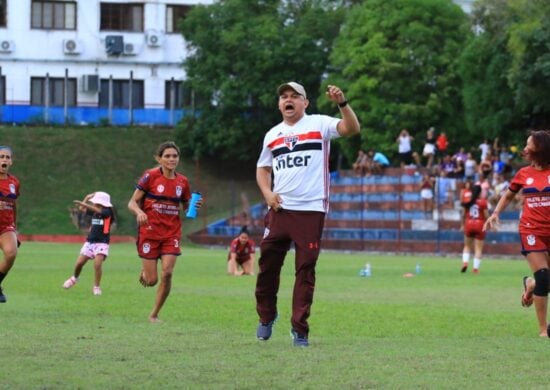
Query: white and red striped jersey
257 114 340 212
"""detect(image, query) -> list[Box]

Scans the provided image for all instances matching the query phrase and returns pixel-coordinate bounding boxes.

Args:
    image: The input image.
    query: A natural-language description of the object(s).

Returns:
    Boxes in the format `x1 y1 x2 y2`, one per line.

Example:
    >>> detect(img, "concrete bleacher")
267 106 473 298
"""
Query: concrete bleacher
188 168 521 255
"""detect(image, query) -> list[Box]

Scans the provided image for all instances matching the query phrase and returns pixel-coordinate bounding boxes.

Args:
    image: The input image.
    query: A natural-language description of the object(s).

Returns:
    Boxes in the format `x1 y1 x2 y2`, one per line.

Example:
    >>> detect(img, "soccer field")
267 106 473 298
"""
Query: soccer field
1 242 547 389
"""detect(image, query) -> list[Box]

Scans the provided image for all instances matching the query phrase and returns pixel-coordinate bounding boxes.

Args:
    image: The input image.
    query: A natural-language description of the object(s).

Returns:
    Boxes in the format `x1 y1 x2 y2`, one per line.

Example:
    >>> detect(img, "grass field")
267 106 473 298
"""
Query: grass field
1 242 548 389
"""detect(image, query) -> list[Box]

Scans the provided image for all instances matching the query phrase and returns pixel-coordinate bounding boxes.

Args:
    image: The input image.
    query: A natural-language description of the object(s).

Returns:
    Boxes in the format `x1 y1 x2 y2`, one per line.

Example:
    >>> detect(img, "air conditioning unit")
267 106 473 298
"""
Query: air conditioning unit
0 40 14 53
122 42 141 56
63 39 82 55
105 35 124 55
81 75 99 93
146 30 164 47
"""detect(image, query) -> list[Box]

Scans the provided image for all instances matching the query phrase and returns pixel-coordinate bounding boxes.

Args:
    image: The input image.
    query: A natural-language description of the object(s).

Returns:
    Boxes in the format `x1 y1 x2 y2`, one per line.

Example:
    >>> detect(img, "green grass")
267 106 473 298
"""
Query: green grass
1 243 547 389
0 126 260 236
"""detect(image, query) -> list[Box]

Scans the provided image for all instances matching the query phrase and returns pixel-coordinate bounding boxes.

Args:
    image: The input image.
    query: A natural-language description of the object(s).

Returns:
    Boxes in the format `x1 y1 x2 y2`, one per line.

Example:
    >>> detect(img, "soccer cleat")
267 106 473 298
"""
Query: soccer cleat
460 263 468 273
63 276 78 289
521 276 534 308
93 286 102 296
0 286 6 303
256 314 278 341
290 328 309 347
472 268 479 274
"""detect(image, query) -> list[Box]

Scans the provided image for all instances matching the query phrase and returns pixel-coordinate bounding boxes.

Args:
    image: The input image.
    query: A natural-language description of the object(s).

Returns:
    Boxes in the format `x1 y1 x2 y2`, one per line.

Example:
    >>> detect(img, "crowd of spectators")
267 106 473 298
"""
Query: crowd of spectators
351 128 523 214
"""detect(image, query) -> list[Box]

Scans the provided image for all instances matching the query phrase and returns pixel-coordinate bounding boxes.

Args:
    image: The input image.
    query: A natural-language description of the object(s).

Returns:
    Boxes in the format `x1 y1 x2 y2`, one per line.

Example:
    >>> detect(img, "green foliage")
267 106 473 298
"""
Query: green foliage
3 243 550 388
323 0 471 163
176 0 346 163
459 0 550 141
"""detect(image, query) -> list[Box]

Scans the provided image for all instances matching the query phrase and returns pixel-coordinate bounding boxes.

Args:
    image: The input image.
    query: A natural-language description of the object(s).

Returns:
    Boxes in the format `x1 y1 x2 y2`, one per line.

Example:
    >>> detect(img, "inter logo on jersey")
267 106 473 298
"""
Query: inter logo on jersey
284 135 299 150
157 184 165 193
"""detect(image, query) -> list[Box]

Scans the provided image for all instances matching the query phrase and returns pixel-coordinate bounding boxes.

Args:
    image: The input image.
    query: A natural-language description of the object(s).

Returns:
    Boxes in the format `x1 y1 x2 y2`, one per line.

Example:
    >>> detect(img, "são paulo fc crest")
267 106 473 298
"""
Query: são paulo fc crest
527 234 536 246
142 243 151 254
284 135 299 150
176 186 182 197
9 183 15 193
157 184 165 193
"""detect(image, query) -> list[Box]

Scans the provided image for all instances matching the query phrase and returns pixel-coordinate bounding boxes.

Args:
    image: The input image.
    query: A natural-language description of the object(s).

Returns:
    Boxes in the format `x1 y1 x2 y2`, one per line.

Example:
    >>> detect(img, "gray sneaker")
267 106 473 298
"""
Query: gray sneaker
290 328 309 347
256 314 278 341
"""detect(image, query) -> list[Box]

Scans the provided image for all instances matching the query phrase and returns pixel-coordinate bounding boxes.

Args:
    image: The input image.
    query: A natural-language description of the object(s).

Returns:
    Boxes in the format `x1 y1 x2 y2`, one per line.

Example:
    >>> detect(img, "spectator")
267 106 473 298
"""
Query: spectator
488 173 510 209
396 129 415 168
366 149 390 175
479 139 491 161
453 147 468 164
420 174 434 215
422 127 437 169
464 152 478 182
352 149 368 176
436 131 449 156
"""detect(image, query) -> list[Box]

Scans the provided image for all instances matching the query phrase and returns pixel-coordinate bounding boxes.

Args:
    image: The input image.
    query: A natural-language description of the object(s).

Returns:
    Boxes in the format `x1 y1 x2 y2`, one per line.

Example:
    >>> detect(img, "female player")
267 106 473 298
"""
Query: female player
128 141 201 323
0 146 19 303
460 183 488 274
227 226 255 276
484 130 550 337
62 192 115 296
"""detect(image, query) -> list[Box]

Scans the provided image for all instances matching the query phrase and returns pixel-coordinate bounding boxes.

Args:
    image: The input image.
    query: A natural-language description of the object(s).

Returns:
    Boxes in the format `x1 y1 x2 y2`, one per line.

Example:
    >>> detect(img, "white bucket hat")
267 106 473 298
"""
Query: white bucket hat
89 191 112 207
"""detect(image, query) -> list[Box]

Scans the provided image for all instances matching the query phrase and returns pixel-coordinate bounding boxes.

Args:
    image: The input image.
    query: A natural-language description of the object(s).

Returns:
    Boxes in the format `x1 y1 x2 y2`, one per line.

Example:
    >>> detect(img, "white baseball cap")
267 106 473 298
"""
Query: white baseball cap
277 82 307 98
89 191 112 207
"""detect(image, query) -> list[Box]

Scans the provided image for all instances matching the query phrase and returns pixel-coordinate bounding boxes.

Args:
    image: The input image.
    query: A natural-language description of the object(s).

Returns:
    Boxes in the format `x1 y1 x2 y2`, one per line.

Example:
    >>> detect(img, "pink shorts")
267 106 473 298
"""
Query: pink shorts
137 236 181 260
80 242 110 259
520 233 550 255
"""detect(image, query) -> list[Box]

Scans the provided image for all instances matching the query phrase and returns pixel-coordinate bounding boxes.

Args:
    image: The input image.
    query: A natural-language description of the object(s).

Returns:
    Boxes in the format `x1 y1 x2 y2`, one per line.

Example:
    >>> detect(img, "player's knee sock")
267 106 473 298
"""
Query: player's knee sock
462 253 470 264
534 269 549 297
0 271 6 284
473 258 481 269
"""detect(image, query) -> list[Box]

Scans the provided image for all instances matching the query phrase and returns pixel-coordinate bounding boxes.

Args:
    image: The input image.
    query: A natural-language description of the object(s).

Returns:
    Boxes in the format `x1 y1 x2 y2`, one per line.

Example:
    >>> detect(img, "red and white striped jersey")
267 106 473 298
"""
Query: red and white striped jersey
257 114 340 212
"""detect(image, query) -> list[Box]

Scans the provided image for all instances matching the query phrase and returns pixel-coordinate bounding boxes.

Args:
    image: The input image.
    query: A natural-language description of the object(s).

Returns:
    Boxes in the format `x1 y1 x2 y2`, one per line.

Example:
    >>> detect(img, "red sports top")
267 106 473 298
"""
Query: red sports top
464 198 488 232
229 237 256 262
508 165 550 235
0 174 20 230
136 167 191 240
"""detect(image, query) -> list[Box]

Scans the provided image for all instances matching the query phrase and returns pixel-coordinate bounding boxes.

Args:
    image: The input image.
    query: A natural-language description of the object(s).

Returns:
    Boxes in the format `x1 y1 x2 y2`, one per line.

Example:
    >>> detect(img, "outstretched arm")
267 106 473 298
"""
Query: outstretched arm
483 189 516 231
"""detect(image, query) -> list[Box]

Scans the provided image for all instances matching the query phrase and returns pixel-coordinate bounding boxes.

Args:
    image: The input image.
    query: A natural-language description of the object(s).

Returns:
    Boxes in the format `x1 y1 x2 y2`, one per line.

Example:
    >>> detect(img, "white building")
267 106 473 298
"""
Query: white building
0 0 213 126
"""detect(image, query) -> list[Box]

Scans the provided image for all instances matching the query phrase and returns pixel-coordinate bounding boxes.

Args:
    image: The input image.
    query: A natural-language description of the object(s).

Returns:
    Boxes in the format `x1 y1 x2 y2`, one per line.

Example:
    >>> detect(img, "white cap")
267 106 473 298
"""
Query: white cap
89 191 112 207
277 82 307 98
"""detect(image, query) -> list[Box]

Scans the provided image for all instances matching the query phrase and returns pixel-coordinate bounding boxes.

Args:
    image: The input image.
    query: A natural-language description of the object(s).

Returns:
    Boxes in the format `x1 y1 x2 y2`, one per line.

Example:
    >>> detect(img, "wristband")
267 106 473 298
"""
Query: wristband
338 100 348 108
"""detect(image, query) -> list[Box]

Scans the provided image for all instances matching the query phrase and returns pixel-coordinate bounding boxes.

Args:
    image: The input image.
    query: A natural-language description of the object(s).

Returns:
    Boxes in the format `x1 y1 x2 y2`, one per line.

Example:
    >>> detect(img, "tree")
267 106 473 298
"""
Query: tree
322 0 471 163
460 0 550 146
176 0 346 163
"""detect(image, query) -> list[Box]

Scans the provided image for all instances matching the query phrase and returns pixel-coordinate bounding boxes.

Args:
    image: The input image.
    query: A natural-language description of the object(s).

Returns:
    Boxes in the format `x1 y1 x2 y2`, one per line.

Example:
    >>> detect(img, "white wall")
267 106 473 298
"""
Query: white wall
0 0 214 108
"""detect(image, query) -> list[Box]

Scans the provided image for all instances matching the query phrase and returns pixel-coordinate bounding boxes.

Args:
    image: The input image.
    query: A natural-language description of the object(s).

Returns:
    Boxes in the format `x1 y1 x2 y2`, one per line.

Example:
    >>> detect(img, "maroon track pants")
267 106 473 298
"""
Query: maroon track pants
255 209 325 335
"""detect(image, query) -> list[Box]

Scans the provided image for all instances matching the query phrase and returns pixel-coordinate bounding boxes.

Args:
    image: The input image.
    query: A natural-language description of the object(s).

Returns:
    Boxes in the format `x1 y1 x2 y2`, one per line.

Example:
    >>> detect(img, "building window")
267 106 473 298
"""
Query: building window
0 0 6 27
100 3 143 32
99 79 144 109
0 75 5 105
31 1 77 30
165 80 193 109
30 77 77 106
166 5 191 33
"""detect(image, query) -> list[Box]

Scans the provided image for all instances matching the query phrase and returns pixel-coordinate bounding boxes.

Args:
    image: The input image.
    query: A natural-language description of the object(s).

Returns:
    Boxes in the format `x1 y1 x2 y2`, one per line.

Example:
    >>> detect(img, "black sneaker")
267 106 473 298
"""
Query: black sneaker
290 328 309 347
0 286 6 303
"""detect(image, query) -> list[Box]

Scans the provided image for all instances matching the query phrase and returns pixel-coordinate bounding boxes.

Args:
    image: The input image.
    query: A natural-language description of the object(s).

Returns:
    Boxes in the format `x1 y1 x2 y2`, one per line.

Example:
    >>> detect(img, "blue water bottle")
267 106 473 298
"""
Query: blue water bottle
415 263 421 274
186 191 202 219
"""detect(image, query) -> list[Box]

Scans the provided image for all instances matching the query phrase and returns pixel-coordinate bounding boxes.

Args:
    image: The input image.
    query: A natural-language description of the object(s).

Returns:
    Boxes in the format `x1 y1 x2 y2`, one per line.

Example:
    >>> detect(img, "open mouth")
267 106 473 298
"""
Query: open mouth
284 103 294 112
